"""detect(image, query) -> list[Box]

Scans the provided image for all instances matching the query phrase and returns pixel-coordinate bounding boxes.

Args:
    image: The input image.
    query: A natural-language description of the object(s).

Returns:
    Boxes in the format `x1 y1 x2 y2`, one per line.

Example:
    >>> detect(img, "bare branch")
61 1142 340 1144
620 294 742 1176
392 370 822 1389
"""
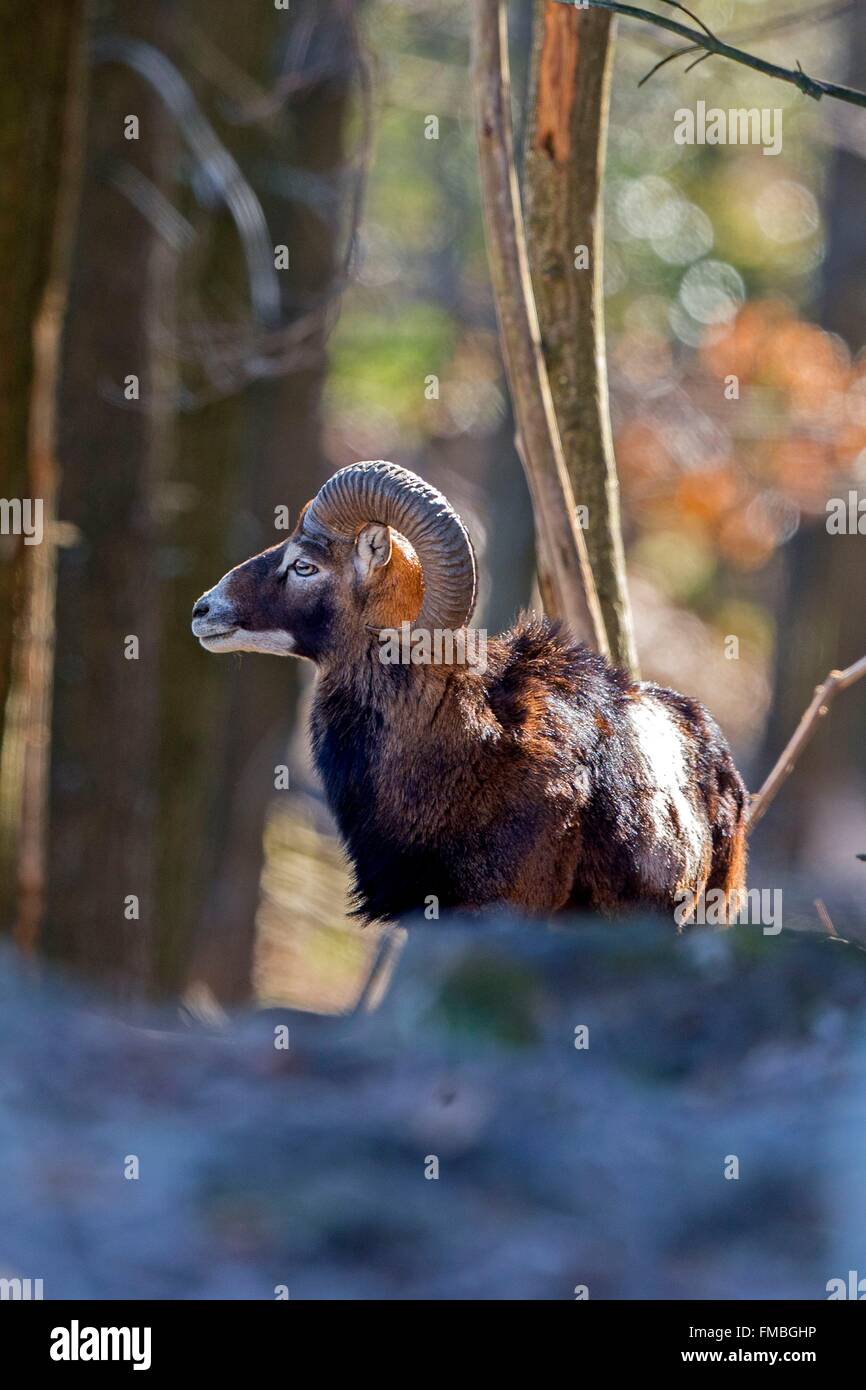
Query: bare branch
639 1 856 90
93 8 369 404
665 0 856 52
92 36 282 326
749 654 866 829
557 0 866 109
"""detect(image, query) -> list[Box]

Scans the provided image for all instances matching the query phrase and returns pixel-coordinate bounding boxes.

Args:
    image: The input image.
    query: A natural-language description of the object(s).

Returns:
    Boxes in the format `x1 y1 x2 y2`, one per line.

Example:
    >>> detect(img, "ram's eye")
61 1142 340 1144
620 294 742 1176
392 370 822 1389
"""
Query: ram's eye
292 559 319 577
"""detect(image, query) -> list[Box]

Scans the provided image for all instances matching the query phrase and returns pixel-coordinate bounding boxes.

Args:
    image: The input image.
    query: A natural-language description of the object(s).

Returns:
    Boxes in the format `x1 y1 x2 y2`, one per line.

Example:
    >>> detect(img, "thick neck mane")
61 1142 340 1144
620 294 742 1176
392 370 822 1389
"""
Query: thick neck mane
310 649 482 919
313 641 485 772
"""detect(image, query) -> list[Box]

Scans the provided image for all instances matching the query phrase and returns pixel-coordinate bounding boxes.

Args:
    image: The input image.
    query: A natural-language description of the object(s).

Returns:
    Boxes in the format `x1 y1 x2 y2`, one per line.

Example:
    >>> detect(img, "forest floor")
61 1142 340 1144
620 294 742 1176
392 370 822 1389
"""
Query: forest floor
3 901 866 1298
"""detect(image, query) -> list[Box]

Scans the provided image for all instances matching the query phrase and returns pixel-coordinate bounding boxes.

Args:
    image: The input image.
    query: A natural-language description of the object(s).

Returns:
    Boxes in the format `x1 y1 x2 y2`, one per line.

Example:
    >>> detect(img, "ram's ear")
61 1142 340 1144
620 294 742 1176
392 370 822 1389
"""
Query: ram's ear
354 522 392 582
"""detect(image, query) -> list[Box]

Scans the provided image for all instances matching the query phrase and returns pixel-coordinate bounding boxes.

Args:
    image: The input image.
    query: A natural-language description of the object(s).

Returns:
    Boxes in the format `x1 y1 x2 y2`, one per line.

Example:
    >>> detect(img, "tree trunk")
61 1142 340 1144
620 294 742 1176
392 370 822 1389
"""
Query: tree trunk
471 0 609 655
524 1 638 675
45 4 176 993
0 1 86 930
43 0 353 1001
757 7 866 874
162 0 354 1004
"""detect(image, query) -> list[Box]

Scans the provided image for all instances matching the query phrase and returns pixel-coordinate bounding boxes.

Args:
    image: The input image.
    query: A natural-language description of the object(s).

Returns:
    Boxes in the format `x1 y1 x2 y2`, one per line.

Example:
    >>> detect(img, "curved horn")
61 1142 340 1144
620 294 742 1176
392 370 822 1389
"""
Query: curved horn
303 461 477 630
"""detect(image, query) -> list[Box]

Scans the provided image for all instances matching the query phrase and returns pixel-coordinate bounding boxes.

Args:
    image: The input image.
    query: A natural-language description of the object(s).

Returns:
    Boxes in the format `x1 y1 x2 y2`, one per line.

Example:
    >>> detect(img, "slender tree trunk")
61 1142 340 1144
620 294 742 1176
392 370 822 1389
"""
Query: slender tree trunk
471 0 608 654
524 1 637 675
151 0 260 995
0 2 87 930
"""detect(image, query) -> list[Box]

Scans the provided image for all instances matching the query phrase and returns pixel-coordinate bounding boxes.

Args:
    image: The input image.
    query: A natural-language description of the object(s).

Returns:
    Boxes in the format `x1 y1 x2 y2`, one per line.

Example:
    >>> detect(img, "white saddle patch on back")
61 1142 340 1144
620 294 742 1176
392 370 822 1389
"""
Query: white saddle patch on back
626 696 706 884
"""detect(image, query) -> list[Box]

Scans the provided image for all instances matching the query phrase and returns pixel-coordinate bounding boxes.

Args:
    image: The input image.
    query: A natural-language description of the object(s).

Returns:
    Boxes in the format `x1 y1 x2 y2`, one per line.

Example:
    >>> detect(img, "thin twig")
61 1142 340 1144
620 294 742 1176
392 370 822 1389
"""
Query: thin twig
556 0 866 109
684 51 712 76
657 0 717 45
749 654 866 829
814 898 839 937
638 0 855 90
651 0 856 54
639 45 695 88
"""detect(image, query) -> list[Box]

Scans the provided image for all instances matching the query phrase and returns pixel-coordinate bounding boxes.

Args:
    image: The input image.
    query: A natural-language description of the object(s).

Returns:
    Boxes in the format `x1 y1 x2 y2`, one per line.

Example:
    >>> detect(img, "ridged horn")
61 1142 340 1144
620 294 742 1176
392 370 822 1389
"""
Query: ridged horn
303 461 477 630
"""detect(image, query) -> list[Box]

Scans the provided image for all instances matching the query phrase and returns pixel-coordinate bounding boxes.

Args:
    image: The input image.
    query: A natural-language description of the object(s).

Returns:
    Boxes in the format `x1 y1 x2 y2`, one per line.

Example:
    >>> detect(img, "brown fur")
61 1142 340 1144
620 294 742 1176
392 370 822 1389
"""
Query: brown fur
195 511 749 926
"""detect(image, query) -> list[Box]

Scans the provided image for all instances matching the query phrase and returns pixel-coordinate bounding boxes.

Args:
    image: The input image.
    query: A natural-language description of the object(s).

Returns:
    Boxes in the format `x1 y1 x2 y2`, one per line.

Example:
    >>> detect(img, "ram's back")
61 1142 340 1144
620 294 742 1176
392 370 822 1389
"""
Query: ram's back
484 615 748 916
312 614 747 922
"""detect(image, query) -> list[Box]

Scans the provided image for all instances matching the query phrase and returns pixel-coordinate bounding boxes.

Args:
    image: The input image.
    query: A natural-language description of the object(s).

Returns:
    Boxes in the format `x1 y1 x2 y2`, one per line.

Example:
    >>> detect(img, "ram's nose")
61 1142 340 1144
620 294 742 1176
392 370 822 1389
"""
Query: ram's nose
191 584 238 642
191 591 215 635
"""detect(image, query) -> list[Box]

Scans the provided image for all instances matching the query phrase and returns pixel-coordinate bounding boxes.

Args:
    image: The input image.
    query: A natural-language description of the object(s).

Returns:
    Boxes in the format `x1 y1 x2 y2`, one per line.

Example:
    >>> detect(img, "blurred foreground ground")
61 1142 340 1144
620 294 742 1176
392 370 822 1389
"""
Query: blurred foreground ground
255 794 866 1015
3 915 866 1299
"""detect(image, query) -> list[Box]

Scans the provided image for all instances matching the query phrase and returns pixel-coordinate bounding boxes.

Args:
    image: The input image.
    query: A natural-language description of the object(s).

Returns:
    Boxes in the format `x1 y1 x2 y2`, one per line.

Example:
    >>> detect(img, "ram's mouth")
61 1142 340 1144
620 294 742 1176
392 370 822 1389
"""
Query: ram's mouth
198 628 237 647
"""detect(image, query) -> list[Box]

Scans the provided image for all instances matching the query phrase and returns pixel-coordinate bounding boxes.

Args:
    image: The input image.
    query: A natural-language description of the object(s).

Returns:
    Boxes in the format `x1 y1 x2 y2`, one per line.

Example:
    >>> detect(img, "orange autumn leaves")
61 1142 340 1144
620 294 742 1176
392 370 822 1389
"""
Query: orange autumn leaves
615 300 866 570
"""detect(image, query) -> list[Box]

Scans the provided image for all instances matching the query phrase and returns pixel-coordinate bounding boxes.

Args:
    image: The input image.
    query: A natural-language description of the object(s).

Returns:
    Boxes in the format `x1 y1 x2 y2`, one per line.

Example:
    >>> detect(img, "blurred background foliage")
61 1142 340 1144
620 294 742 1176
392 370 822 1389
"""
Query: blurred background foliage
0 0 864 1014
326 0 866 883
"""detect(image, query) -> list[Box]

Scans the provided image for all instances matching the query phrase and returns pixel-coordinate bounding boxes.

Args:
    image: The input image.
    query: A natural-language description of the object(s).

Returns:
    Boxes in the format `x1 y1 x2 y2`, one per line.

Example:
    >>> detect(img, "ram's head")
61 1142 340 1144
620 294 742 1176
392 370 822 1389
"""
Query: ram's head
191 461 477 663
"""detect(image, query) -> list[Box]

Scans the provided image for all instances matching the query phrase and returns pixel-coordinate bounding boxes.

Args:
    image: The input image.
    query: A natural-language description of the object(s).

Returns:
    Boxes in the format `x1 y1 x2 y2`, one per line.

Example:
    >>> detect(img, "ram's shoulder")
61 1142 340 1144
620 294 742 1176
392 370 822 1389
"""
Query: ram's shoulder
483 612 630 735
486 612 628 688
